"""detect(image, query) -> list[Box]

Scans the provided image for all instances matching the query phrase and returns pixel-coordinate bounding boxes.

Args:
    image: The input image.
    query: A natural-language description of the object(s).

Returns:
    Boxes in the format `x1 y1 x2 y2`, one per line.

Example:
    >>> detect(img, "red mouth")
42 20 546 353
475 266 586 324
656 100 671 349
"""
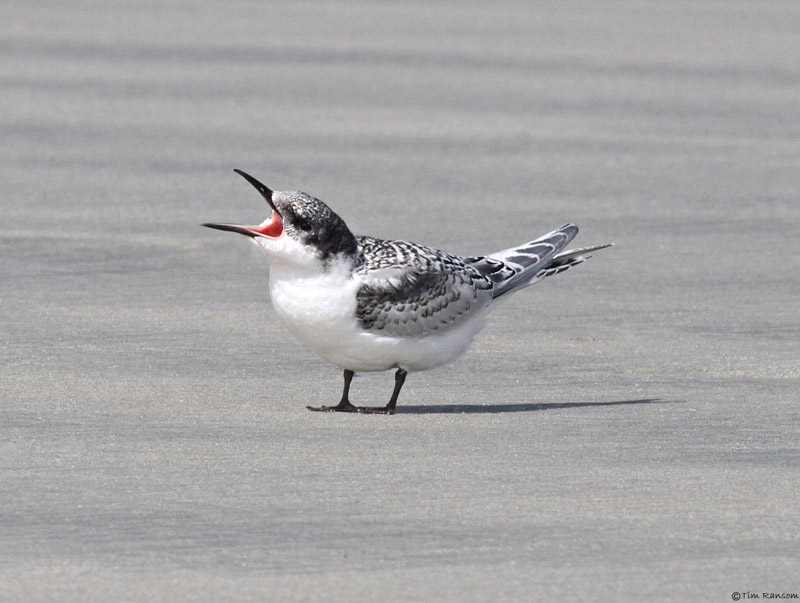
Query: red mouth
203 169 286 240
247 211 284 238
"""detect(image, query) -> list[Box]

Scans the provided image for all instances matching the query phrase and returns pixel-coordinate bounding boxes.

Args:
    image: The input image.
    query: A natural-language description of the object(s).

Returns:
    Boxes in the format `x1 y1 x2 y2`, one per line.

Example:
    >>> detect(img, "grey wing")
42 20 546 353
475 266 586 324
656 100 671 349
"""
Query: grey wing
354 237 493 337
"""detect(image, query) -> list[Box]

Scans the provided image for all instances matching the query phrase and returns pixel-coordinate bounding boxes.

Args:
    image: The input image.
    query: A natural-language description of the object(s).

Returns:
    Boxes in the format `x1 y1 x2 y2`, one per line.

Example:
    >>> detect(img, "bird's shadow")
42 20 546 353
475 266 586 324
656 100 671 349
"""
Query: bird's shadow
396 398 672 415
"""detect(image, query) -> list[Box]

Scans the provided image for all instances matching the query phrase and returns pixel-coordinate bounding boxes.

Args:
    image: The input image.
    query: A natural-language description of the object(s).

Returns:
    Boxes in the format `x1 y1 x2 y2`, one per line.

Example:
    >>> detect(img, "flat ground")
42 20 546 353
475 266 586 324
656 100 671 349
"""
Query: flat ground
2 1 799 601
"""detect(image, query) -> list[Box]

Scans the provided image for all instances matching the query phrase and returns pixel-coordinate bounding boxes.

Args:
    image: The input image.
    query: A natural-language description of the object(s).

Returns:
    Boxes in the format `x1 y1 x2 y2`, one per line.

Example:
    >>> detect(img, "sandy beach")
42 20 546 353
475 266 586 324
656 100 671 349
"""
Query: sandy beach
2 1 799 600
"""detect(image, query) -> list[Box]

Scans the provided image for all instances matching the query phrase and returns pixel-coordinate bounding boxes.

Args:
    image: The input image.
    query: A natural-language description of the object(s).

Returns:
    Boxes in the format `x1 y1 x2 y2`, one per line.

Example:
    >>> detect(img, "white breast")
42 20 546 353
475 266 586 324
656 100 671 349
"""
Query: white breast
268 262 359 350
268 263 490 373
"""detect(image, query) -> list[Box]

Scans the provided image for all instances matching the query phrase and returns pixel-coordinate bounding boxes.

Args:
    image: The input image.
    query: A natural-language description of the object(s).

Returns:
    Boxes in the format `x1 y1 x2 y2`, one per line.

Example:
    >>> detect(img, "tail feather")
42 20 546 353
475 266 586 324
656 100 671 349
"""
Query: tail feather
464 225 612 299
552 243 614 264
488 223 578 267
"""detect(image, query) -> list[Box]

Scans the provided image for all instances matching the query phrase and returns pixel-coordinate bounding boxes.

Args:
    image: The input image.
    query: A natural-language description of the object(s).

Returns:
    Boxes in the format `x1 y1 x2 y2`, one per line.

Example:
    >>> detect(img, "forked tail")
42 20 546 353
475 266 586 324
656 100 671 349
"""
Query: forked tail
463 224 613 299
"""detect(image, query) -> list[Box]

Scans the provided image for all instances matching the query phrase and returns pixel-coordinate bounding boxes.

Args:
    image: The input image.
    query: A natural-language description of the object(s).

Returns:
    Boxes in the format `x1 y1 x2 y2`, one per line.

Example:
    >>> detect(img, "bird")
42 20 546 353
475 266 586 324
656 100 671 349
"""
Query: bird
202 169 612 414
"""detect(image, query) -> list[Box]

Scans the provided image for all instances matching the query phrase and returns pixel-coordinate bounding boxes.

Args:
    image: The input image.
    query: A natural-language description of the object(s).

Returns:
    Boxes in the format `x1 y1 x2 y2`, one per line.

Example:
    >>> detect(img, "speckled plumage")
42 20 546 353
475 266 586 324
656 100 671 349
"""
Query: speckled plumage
353 236 492 336
203 170 613 413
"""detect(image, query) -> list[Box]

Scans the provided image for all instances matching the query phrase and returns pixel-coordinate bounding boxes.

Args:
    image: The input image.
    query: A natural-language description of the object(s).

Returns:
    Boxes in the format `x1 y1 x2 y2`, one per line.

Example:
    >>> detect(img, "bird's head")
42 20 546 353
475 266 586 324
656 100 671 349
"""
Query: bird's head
203 169 358 270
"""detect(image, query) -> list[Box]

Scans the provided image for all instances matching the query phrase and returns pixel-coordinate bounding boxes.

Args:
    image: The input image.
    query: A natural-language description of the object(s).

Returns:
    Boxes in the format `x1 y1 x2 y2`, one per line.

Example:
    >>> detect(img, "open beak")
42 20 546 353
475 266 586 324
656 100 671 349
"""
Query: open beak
202 169 284 239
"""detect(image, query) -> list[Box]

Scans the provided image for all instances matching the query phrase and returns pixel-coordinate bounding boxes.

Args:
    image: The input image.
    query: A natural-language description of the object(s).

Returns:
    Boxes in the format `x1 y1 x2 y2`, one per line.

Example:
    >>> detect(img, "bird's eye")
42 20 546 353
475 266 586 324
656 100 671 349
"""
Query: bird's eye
294 217 312 231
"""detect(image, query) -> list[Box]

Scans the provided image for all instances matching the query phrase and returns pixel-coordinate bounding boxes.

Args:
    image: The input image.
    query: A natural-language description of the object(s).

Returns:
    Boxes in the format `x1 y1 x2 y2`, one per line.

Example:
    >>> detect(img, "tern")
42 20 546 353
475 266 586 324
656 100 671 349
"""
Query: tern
203 169 612 414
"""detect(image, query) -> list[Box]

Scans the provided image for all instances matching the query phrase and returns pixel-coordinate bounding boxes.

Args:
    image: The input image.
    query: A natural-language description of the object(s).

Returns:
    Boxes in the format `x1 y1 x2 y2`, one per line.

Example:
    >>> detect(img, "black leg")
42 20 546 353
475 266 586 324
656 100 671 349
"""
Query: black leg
358 368 407 415
307 369 359 412
307 368 408 415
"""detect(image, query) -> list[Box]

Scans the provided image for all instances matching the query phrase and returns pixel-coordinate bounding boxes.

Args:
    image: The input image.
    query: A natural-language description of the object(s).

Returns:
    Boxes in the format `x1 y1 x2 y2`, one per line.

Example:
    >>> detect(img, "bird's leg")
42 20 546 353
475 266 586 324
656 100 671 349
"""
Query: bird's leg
307 368 408 414
358 368 407 415
307 369 360 412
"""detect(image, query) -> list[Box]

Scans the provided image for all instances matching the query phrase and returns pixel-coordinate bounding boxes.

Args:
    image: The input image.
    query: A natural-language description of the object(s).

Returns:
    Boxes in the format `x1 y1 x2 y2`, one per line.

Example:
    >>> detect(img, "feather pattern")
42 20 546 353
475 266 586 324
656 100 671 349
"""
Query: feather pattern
353 236 493 336
205 170 614 411
465 224 599 298
352 227 613 337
